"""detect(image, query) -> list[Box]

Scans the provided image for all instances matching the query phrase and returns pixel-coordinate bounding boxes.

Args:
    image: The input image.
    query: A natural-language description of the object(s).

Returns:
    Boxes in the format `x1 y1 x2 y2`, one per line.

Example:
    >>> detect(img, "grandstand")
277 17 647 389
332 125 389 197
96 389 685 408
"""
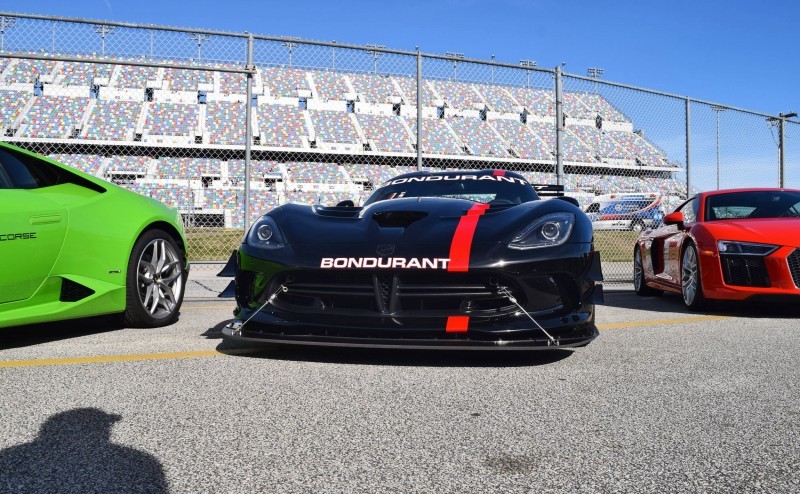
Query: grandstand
0 51 684 228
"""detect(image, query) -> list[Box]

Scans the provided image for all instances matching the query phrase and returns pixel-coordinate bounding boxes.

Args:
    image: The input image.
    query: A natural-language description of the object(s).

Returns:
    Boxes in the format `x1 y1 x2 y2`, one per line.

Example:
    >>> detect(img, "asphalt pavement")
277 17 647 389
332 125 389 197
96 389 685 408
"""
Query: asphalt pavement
1 292 799 493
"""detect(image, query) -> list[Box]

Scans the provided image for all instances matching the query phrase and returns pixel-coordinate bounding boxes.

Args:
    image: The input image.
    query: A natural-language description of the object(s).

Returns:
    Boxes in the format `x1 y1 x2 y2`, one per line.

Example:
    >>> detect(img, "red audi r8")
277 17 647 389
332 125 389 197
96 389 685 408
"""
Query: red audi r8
633 188 800 309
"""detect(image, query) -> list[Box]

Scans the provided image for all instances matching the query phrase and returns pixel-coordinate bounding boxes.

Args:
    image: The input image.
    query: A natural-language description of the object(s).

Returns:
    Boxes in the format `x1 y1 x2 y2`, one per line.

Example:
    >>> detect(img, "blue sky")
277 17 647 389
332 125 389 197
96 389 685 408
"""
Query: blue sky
1 0 798 115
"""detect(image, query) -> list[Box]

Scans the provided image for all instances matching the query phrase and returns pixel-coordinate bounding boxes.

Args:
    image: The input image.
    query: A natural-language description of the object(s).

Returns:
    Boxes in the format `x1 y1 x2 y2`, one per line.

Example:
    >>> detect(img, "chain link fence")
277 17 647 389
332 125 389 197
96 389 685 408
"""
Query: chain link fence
1 12 798 286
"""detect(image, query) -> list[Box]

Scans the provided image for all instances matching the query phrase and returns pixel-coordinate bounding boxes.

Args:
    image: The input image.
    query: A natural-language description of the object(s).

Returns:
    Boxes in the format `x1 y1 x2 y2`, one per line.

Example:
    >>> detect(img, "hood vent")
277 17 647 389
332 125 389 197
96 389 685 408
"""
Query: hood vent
372 211 428 228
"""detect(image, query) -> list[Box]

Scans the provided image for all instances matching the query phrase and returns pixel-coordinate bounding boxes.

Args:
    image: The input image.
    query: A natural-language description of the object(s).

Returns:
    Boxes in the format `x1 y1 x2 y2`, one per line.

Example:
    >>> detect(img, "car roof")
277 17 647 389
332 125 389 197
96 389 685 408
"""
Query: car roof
701 187 800 197
389 169 529 182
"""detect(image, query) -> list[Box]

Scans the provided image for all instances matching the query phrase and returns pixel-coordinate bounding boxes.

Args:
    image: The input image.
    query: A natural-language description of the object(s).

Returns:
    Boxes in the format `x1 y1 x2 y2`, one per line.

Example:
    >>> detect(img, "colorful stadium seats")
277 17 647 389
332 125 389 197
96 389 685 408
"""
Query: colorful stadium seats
356 113 412 152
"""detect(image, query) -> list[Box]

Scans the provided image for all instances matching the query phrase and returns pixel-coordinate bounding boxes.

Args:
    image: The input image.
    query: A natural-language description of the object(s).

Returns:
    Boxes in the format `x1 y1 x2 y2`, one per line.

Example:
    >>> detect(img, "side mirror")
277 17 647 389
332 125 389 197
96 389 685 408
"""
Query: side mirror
663 211 684 226
336 200 355 208
555 196 580 207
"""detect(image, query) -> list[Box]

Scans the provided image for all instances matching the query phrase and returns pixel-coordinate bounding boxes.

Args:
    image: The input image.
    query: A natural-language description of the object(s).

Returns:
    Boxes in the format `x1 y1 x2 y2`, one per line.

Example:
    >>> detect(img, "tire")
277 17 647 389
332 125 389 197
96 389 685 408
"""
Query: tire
680 243 706 311
124 229 187 327
633 246 662 296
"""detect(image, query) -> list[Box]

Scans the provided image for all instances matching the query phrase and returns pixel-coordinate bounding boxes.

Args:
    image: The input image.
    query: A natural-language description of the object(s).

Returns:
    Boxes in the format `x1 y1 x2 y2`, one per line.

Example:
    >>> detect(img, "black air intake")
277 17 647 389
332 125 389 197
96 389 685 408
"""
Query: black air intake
60 278 95 302
788 249 800 289
720 255 770 288
372 211 428 228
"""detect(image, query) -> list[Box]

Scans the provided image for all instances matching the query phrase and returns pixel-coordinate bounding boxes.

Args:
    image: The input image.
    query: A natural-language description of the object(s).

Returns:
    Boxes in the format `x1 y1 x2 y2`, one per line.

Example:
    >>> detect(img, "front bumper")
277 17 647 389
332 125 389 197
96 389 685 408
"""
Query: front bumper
225 244 603 349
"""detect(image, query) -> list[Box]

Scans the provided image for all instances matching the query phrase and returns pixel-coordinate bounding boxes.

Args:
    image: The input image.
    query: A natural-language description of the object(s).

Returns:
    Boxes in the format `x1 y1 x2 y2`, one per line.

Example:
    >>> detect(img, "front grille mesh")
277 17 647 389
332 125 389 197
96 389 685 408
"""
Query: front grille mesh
788 249 800 289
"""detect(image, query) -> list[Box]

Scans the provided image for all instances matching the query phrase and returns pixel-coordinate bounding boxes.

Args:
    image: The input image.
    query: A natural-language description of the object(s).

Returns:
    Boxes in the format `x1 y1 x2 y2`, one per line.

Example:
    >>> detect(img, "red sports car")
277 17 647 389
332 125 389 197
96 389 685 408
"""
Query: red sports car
633 188 800 309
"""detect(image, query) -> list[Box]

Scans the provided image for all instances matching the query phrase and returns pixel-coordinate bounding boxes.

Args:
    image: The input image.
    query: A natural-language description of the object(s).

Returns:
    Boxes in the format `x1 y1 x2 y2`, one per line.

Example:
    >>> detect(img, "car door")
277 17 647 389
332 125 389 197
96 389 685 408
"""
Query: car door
0 149 68 304
663 196 699 284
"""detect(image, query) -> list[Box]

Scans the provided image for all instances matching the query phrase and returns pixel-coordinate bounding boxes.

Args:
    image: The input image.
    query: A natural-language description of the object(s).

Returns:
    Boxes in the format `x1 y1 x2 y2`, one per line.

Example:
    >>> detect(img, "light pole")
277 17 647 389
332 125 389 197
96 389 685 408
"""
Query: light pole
711 105 725 190
281 36 301 67
189 33 209 60
769 111 798 187
587 67 604 93
445 51 464 80
520 59 536 88
331 40 336 69
366 43 385 74
490 54 495 83
0 15 15 52
93 24 114 56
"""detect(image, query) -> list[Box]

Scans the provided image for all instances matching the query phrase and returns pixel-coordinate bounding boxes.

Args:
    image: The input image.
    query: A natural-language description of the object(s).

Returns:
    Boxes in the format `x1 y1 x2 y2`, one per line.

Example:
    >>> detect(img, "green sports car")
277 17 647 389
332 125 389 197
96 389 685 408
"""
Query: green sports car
0 142 188 329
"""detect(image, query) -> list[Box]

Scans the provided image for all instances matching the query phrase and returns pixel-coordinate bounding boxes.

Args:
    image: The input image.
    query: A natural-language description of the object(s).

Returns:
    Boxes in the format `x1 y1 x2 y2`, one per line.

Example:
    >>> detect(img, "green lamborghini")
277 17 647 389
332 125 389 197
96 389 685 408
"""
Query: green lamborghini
0 142 188 329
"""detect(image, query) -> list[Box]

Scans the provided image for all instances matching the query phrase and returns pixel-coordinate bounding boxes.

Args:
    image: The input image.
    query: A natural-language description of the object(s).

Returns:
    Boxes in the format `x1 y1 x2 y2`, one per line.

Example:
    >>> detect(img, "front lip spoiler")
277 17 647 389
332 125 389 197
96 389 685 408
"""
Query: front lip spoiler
221 323 598 350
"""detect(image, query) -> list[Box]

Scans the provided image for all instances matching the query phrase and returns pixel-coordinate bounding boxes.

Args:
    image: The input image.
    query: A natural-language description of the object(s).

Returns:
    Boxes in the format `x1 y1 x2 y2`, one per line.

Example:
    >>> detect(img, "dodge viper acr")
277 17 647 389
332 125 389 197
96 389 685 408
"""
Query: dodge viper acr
633 188 800 309
0 142 188 329
222 169 604 349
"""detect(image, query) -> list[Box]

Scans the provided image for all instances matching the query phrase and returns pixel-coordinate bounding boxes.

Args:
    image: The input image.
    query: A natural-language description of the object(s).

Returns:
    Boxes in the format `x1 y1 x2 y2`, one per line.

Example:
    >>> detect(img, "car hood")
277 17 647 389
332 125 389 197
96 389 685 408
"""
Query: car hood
265 196 591 247
705 218 800 247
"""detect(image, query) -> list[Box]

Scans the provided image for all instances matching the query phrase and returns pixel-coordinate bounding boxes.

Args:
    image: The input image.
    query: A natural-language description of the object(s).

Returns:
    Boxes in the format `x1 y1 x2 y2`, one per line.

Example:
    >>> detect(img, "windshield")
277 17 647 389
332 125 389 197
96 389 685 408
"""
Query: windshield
705 190 800 221
362 174 539 207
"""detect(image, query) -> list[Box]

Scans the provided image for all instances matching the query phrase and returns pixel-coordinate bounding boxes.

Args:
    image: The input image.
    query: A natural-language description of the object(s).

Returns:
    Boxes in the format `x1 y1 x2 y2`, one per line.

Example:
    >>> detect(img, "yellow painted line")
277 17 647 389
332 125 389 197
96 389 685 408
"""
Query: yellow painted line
0 348 259 369
598 315 730 330
0 314 732 369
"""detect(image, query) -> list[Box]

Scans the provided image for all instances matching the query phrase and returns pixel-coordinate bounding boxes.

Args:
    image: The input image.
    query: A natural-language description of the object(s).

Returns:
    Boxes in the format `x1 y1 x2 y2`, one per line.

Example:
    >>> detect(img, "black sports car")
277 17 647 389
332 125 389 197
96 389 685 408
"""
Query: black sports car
221 169 603 349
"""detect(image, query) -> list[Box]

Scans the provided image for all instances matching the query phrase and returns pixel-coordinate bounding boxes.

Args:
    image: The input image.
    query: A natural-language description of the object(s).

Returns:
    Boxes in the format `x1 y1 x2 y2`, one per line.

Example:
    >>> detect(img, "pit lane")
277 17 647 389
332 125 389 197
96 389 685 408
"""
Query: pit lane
1 283 799 492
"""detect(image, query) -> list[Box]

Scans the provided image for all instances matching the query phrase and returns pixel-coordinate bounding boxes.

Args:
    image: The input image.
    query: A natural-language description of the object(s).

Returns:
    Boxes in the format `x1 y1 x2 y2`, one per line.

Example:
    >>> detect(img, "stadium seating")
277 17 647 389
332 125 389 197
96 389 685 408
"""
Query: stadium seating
394 77 437 106
285 162 347 184
571 125 633 160
344 163 415 187
206 101 246 145
310 70 350 101
564 93 594 119
156 157 221 178
4 58 57 84
482 85 519 113
261 67 309 98
164 68 213 91
145 102 198 136
428 80 484 110
105 155 152 174
48 153 104 175
84 100 142 141
115 63 158 89
227 160 283 181
406 117 464 155
356 113 412 152
448 117 509 157
59 62 114 86
490 119 551 160
608 131 669 167
511 88 555 116
309 110 360 144
218 69 247 94
0 90 32 130
19 96 89 139
256 104 308 147
582 94 629 122
350 73 400 104
528 121 597 163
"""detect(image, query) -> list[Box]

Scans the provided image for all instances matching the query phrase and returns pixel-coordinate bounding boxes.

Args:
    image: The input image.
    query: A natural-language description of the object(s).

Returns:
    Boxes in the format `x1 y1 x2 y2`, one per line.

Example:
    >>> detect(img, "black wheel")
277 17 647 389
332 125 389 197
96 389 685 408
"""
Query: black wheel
633 246 662 296
631 220 646 232
681 243 706 311
124 229 186 327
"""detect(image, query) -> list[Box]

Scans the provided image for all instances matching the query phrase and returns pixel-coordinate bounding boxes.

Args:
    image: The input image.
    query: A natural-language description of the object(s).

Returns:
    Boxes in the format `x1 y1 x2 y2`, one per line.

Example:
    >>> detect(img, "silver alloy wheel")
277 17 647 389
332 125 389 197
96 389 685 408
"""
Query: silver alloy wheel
632 221 644 232
682 246 698 306
634 248 643 291
137 238 184 319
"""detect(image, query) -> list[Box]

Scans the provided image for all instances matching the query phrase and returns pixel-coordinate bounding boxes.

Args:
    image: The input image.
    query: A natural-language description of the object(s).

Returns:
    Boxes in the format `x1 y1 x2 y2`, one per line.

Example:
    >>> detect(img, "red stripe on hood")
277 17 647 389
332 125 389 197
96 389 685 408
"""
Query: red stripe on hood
448 203 490 272
493 169 506 176
446 316 469 333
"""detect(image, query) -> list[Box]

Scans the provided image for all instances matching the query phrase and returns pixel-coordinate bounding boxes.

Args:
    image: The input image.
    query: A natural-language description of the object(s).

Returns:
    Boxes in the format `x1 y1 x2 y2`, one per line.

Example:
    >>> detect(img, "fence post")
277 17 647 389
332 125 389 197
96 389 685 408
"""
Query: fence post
685 97 691 198
554 65 564 186
416 49 423 171
244 33 254 231
779 116 785 188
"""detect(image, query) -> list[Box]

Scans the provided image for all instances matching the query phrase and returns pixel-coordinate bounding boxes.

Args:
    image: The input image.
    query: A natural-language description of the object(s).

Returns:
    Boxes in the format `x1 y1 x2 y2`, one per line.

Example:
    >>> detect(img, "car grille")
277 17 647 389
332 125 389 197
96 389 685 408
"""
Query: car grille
720 255 770 288
268 270 525 323
788 249 800 289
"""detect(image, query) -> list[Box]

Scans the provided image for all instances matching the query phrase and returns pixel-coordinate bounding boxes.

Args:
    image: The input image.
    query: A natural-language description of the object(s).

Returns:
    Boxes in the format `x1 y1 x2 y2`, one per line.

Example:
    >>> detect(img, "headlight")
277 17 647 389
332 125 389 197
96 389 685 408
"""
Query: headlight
717 240 778 256
509 212 574 250
246 216 286 249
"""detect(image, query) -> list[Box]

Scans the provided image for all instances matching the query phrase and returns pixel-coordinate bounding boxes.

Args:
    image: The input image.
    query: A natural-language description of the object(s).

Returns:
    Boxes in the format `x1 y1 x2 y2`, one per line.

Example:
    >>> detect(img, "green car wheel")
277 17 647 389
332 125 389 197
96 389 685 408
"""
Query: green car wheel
0 142 189 329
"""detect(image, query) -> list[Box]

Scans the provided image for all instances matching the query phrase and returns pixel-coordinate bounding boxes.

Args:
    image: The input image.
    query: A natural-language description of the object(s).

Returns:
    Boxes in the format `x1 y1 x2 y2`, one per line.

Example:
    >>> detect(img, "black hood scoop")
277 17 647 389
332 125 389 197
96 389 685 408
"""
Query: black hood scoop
372 211 428 228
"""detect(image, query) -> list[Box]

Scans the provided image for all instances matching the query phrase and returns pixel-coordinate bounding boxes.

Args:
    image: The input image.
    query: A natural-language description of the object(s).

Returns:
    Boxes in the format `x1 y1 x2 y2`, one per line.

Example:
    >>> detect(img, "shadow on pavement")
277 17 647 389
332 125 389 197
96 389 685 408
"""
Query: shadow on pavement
214 338 574 367
0 315 126 351
603 290 800 318
0 408 167 493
